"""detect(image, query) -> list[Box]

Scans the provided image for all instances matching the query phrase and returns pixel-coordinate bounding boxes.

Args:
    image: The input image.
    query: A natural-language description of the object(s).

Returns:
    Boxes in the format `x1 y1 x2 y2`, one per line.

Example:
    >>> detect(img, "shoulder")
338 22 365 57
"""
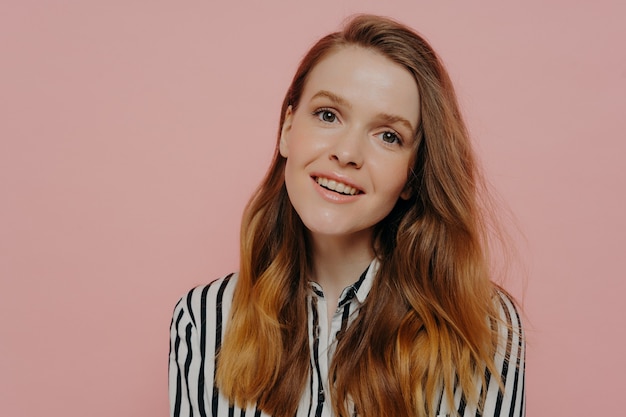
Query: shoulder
491 288 525 385
172 273 239 329
492 289 524 339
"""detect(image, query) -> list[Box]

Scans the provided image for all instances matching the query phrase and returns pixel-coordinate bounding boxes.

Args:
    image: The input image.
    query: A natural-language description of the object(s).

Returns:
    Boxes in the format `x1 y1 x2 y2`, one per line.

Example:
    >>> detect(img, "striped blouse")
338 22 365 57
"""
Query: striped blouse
169 260 525 417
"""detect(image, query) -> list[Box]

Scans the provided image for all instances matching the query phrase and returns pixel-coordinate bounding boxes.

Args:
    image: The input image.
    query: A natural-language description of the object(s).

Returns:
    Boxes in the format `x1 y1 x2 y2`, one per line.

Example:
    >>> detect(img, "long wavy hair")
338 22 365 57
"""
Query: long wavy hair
217 14 510 417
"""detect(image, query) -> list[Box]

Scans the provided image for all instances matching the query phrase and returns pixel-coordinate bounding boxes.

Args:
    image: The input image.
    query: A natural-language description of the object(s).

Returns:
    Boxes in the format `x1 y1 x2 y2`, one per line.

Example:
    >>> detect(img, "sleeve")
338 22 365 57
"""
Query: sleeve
168 290 209 417
435 291 526 417
479 291 526 417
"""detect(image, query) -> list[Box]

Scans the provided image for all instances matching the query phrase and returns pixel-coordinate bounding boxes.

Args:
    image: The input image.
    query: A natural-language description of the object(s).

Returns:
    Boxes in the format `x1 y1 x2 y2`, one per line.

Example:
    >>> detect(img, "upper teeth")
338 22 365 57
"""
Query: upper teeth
315 177 359 195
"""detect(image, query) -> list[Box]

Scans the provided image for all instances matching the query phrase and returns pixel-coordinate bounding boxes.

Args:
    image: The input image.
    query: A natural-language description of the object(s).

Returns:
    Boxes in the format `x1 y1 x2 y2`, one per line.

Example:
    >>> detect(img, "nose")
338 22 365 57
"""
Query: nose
329 128 363 168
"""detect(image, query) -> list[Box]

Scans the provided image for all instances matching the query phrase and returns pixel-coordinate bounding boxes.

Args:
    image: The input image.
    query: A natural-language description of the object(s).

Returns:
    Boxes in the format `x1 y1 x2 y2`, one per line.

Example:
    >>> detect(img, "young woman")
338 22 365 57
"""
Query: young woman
169 14 525 417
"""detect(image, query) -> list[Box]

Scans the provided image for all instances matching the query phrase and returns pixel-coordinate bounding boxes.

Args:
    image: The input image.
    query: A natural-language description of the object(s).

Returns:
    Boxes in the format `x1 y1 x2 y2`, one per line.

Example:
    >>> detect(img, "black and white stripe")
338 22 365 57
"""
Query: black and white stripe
433 290 525 417
169 261 525 417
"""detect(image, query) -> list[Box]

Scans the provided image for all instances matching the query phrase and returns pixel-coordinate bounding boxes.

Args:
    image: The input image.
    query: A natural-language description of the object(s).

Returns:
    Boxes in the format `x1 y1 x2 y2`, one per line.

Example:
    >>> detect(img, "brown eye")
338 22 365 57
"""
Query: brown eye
380 131 401 144
315 110 337 123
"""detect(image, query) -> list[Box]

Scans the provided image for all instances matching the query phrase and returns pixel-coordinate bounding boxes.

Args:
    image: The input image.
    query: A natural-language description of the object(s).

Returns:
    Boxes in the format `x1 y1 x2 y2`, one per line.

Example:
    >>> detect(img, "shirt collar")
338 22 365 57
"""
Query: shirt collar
352 258 378 304
308 258 379 305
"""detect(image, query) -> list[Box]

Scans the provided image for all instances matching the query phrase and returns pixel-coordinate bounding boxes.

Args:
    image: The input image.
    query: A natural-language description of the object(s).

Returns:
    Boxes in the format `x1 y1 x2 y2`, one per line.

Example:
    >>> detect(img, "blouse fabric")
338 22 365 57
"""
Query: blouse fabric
169 260 525 417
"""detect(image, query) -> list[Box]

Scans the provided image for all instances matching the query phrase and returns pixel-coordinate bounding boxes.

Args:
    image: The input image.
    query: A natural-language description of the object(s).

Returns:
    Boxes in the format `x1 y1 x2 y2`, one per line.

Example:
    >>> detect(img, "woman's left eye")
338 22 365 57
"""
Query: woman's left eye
379 131 401 145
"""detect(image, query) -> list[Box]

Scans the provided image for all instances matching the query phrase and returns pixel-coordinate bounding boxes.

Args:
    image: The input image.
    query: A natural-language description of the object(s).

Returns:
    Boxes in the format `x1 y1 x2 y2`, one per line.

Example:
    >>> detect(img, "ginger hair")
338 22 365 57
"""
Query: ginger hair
217 14 511 417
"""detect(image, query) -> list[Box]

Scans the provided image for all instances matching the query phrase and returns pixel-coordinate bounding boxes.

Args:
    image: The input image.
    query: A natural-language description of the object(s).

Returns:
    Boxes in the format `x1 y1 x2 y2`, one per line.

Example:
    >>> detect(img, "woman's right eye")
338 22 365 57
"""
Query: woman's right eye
314 109 337 123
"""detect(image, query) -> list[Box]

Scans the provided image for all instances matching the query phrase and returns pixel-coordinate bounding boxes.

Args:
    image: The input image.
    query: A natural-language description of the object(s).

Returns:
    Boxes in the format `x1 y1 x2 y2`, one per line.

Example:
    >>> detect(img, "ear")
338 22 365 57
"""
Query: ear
400 182 413 201
279 106 293 158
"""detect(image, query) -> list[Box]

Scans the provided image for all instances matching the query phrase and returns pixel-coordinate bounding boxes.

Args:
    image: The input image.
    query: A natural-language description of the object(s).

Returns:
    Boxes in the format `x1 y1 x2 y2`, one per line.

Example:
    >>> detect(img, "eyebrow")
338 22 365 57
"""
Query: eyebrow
377 113 415 135
310 90 416 134
310 90 352 109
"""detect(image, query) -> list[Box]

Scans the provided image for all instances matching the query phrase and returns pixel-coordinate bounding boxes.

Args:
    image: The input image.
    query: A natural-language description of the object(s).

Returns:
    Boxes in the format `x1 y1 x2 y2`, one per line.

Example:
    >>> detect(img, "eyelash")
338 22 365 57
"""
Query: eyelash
313 108 338 123
378 131 402 146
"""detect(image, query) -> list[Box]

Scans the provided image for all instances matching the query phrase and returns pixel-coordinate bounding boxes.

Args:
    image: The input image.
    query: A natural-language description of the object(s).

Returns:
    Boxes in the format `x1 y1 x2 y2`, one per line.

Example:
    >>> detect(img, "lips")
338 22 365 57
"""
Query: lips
314 176 362 196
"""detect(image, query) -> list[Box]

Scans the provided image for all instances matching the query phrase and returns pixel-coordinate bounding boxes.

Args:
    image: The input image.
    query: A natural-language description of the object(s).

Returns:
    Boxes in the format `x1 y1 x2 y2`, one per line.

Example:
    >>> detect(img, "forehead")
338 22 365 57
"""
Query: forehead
300 46 420 128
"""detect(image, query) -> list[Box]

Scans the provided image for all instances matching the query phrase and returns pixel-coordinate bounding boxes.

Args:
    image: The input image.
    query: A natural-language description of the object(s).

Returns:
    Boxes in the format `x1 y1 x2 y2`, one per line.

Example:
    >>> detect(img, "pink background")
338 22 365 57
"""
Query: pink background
2 1 625 416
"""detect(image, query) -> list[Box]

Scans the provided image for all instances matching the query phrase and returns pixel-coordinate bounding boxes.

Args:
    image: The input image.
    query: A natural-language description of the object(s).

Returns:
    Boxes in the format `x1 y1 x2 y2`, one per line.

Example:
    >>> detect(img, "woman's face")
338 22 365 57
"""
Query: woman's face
280 46 420 245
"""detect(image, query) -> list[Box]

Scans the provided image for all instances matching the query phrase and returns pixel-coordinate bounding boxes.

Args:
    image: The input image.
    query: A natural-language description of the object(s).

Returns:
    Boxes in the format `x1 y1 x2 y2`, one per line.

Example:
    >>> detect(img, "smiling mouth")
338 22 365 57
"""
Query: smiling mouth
314 177 362 195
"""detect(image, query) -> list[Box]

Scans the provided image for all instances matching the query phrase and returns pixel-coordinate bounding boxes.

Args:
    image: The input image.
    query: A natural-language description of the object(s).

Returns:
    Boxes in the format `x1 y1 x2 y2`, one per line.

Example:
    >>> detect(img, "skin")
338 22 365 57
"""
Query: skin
279 46 420 317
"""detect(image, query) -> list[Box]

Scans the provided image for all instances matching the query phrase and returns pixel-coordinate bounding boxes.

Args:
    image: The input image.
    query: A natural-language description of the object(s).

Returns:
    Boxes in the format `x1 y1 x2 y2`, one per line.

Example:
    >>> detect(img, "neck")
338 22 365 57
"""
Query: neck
308 231 375 300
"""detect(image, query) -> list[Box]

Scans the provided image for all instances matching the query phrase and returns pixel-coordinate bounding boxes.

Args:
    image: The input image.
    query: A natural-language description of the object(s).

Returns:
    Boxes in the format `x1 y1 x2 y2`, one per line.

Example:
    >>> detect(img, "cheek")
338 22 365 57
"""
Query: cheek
283 158 296 190
375 157 412 196
289 119 336 156
283 156 306 203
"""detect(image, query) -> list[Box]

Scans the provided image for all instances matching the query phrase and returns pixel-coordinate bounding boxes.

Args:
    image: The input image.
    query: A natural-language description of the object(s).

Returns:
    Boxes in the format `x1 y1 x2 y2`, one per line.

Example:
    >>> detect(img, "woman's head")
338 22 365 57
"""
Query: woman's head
266 14 478 256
